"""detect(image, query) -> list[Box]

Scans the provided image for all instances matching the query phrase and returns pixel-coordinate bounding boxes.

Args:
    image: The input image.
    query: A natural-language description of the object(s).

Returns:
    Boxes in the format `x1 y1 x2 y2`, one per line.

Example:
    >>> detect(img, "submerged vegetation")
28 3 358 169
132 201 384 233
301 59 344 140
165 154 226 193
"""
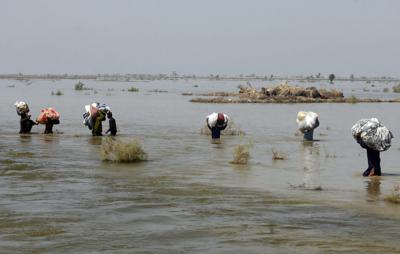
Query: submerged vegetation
101 138 147 163
272 149 286 160
74 81 91 91
349 95 358 104
392 84 400 93
51 90 64 96
384 186 400 204
230 144 251 164
127 87 139 92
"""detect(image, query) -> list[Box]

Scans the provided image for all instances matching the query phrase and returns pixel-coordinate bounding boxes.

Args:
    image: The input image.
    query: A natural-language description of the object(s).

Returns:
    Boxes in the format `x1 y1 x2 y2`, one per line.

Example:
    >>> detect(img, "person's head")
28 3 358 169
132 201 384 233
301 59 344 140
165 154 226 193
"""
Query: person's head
217 113 225 125
107 112 113 119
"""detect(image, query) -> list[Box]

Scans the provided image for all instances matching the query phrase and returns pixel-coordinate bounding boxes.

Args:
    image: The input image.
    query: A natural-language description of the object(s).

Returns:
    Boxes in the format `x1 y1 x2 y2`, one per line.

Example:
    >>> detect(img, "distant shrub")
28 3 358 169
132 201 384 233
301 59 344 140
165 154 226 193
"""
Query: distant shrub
349 95 358 104
51 90 64 96
74 81 91 90
392 84 400 93
127 87 139 92
383 88 389 93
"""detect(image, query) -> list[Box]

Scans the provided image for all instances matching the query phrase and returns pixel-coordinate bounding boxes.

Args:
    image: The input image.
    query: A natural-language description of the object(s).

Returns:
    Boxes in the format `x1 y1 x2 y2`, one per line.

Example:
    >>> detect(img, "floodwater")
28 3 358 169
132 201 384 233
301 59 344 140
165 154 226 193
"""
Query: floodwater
0 79 400 253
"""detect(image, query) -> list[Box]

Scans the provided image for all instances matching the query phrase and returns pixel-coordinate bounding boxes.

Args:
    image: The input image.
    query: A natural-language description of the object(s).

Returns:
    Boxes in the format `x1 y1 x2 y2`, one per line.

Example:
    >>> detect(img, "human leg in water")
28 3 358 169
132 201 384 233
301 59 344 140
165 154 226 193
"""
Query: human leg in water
363 148 381 176
211 127 221 139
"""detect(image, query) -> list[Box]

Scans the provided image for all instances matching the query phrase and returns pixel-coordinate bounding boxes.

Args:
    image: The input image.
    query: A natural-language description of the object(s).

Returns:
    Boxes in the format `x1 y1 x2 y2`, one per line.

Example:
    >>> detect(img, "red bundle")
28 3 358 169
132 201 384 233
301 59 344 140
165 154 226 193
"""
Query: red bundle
37 108 60 124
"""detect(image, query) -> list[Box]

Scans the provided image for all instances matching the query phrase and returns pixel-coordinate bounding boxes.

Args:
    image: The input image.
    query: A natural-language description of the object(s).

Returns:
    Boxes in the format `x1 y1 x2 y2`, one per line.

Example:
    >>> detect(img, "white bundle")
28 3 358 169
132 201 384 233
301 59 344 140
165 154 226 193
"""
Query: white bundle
296 111 319 133
351 118 393 152
206 112 229 128
14 101 29 115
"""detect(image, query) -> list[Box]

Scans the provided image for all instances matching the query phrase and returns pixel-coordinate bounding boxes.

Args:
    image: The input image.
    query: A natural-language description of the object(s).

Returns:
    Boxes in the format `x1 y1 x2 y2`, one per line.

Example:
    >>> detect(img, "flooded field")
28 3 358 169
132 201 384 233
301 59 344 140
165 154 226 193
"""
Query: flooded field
1 79 400 253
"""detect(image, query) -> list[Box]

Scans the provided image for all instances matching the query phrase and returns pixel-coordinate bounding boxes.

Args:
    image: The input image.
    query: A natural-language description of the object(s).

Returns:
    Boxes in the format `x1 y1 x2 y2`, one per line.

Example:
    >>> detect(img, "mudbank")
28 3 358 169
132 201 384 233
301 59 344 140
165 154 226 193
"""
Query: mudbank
190 83 400 103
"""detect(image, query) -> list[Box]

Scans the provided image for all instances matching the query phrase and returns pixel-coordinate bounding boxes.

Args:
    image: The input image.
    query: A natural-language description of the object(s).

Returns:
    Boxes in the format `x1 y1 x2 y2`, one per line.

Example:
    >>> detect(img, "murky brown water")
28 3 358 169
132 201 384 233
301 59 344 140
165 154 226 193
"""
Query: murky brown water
1 79 400 253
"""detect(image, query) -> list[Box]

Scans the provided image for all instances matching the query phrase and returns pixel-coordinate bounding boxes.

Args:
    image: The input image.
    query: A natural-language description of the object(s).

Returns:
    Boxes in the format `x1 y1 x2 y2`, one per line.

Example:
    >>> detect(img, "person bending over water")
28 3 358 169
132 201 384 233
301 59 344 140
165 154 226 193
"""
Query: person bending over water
92 111 105 136
357 136 381 176
105 112 117 136
19 113 38 134
207 113 228 139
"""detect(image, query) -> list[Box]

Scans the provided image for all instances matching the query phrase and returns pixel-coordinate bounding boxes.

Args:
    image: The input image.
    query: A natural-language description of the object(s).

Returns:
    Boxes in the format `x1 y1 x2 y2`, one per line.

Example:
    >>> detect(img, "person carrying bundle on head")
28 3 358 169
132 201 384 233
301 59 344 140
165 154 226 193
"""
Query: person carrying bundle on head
296 111 319 141
15 101 38 134
206 112 229 139
351 118 393 176
36 108 60 134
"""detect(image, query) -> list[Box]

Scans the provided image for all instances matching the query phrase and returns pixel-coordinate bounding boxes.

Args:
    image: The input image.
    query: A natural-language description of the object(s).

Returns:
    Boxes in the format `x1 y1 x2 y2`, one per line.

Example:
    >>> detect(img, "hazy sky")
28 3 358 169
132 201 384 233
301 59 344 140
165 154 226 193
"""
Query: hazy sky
1 0 399 76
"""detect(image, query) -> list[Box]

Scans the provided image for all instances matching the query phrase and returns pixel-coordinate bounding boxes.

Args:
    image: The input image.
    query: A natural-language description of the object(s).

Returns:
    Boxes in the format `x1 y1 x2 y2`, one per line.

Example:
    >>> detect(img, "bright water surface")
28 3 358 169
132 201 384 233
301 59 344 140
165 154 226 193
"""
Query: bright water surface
0 79 400 253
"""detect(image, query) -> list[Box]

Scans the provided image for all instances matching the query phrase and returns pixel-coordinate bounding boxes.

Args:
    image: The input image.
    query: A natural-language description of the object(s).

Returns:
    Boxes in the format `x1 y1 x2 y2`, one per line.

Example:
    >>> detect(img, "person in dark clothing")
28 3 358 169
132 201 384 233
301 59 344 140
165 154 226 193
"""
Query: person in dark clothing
19 113 37 134
44 119 60 134
357 137 381 176
207 113 228 139
105 112 117 136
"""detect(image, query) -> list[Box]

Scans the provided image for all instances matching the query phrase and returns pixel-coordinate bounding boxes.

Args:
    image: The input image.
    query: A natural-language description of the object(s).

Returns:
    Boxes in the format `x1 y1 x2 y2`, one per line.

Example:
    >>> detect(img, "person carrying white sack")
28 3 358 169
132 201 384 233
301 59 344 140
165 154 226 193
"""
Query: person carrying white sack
296 111 319 141
351 118 393 176
206 112 229 139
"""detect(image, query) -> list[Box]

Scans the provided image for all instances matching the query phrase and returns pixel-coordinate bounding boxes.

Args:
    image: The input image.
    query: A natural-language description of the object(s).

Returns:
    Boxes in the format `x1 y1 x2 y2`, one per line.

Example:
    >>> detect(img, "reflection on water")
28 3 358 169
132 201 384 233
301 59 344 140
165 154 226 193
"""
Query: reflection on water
302 141 322 190
365 177 381 201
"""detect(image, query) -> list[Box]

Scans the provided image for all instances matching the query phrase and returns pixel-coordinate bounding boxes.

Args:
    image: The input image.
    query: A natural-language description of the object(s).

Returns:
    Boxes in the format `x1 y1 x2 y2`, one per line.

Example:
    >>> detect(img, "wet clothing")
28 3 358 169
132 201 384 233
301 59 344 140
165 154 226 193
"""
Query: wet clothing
303 129 314 141
92 111 105 136
20 115 36 134
358 138 381 176
44 119 60 134
106 117 117 136
208 123 227 139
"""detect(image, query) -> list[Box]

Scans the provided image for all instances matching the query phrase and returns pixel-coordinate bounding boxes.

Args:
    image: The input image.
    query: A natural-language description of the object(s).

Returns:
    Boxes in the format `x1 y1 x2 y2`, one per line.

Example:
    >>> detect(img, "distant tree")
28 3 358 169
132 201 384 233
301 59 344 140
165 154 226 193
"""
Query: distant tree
350 74 354 81
316 73 321 78
329 74 335 84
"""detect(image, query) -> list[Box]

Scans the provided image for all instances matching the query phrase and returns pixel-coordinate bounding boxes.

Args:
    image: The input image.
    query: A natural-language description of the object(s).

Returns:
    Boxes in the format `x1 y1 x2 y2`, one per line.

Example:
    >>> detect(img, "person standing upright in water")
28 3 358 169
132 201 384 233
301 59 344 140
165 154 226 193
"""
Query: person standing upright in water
44 119 60 134
206 113 228 139
105 112 117 136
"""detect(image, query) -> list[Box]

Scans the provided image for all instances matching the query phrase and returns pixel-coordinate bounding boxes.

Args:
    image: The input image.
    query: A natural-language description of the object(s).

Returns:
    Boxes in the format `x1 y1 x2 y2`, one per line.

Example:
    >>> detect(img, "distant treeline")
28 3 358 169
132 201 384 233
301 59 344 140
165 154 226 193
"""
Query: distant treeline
0 73 399 82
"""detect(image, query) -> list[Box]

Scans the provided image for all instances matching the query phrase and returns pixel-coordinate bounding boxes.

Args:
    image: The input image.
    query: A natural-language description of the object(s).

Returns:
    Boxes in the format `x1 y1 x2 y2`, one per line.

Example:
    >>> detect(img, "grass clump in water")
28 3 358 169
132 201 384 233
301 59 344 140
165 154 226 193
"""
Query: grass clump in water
74 81 91 91
127 87 139 92
230 144 250 164
272 149 286 160
384 186 400 204
101 138 147 163
51 90 63 96
383 88 389 93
